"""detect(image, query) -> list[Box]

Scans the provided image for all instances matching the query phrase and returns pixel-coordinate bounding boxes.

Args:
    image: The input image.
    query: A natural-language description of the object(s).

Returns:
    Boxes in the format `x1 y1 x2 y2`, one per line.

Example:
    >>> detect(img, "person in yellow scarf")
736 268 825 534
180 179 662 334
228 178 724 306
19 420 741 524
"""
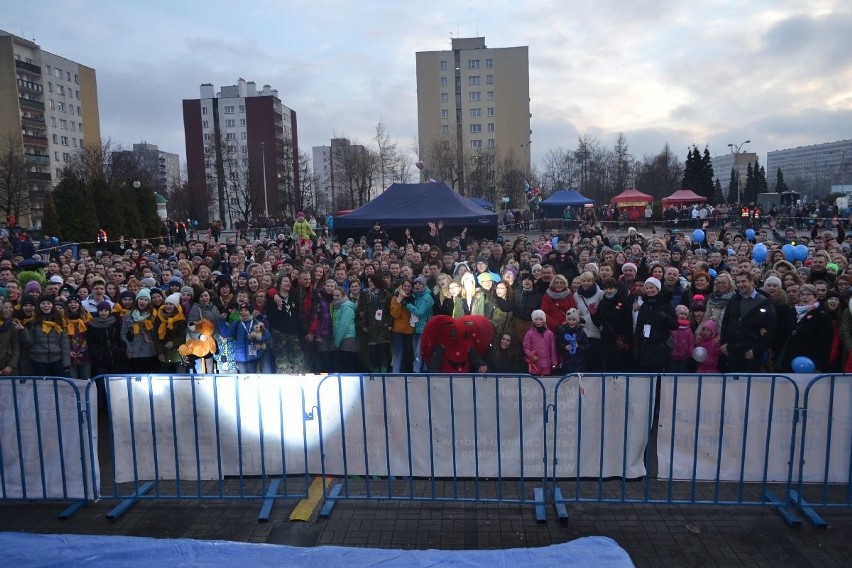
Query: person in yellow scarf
112 290 135 320
25 296 71 376
157 293 188 372
65 296 91 380
120 288 159 374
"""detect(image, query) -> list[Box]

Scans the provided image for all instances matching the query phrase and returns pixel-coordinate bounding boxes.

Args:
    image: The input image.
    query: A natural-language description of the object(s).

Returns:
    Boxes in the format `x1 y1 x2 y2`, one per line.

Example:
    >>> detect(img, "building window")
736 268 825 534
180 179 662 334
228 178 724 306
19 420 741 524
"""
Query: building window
469 76 480 86
241 145 247 153
67 71 71 81
241 132 247 139
487 75 494 85
55 68 62 78
204 133 211 141
225 119 235 127
470 124 481 133
51 117 56 127
46 65 51 75
226 133 236 140
440 60 447 70
487 123 495 132
76 90 80 99
47 82 53 93
488 107 495 116
470 140 482 149
72 138 77 147
440 77 448 87
68 105 74 114
469 108 481 117
441 109 449 119
77 107 81 116
74 73 79 84
57 102 65 112
239 118 246 126
469 92 481 101
202 120 209 128
78 122 83 131
239 105 245 112
487 91 494 101
52 134 58 144
224 105 235 114
61 136 68 146
49 99 54 109
202 107 208 115
54 151 59 160
486 58 494 68
488 139 496 148
441 93 448 103
442 125 449 135
60 119 67 129
468 59 480 69
58 85 64 96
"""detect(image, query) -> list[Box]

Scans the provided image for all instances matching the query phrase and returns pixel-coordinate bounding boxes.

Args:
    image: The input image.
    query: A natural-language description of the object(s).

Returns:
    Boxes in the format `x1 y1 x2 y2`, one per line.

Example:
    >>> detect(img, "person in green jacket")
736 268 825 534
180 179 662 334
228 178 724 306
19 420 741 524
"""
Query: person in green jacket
331 286 358 372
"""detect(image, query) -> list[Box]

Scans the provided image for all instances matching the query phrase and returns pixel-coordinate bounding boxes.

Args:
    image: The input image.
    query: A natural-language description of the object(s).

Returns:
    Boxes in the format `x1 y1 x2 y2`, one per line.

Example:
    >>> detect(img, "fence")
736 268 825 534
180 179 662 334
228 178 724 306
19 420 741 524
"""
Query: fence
0 373 849 526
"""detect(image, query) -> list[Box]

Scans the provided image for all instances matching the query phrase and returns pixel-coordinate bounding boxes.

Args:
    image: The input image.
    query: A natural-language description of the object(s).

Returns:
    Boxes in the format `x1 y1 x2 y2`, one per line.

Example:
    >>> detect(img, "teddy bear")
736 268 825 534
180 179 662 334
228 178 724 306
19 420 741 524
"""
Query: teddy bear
248 322 267 350
179 319 218 372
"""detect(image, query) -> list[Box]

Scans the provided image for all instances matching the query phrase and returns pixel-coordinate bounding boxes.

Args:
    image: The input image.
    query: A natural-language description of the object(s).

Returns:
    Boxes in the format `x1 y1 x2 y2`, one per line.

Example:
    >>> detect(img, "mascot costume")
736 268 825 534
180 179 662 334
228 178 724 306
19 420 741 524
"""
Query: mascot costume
421 315 493 373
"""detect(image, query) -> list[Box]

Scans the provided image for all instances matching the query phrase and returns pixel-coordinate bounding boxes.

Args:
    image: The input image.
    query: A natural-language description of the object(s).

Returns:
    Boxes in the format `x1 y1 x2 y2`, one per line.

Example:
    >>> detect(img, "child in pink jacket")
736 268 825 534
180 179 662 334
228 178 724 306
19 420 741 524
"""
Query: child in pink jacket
694 319 721 373
523 309 558 375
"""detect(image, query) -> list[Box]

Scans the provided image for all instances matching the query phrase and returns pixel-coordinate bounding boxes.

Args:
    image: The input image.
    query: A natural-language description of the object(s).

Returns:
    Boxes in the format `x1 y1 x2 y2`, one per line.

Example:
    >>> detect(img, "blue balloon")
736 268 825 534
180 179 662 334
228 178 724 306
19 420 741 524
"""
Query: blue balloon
782 244 796 261
692 229 705 243
708 268 717 278
791 356 816 373
745 229 755 241
752 244 767 263
794 244 809 262
552 237 559 248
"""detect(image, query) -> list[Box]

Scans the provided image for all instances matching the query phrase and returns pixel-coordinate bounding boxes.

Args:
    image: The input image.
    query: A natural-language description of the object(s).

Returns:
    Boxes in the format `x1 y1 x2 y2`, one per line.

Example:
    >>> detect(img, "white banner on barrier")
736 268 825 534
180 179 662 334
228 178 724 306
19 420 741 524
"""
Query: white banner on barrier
656 374 852 483
109 374 651 483
0 378 99 500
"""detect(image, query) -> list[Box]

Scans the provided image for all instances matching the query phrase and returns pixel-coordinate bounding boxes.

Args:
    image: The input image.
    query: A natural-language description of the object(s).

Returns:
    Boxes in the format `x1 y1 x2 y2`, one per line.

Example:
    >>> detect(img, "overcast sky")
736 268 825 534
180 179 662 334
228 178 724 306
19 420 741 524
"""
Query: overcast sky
4 0 851 173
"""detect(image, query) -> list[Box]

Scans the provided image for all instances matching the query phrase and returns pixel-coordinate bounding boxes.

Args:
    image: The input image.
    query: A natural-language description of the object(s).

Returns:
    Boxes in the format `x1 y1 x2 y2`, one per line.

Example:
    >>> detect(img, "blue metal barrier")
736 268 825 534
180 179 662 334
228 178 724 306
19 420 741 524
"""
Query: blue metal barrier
550 373 803 526
0 376 95 518
315 373 549 521
789 374 852 527
91 374 312 522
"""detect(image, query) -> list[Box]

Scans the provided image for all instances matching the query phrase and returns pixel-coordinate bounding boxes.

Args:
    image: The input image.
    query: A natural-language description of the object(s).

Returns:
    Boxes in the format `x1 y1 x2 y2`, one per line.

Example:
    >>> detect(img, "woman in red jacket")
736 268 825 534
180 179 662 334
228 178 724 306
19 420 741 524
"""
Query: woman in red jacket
540 275 576 333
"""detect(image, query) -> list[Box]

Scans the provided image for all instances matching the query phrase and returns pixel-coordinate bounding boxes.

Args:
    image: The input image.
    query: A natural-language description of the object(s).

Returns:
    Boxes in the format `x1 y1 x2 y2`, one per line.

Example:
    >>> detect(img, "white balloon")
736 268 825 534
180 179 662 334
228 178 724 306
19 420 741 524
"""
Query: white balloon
692 346 708 363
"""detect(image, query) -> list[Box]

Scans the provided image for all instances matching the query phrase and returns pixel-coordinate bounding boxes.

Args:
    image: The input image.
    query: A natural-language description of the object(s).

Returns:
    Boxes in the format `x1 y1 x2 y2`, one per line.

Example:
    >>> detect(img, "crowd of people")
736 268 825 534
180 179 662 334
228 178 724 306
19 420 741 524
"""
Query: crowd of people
0 211 850 379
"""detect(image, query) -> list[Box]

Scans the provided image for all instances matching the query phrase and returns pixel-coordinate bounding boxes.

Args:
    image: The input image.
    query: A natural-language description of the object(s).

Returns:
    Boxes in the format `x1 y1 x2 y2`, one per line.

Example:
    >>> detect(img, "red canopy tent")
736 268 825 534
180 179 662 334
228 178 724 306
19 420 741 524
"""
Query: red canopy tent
610 189 653 221
662 189 707 206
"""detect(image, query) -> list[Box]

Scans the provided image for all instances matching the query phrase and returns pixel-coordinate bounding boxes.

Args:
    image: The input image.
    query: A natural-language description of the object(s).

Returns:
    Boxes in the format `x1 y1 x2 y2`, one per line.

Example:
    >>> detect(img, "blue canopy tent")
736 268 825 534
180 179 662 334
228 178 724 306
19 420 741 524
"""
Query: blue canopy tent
540 190 595 218
334 182 498 240
468 196 495 211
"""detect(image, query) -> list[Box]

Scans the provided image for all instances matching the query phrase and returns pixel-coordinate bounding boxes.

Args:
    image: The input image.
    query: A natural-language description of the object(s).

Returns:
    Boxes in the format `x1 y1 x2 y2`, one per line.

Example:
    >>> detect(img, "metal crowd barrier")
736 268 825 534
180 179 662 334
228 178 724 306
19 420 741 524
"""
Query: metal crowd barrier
0 376 95 518
315 373 550 521
1 372 850 526
93 374 312 521
789 374 852 527
549 373 803 525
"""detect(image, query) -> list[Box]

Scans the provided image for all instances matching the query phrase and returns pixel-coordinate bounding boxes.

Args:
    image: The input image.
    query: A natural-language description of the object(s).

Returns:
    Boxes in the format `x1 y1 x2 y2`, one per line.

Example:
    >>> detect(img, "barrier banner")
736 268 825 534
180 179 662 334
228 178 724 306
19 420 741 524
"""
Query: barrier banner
0 377 98 499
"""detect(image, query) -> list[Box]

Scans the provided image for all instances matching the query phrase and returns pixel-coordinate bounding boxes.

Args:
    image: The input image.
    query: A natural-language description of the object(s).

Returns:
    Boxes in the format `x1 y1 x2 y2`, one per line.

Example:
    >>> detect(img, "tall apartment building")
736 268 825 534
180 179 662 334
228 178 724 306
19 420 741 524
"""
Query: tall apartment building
710 151 757 202
767 139 852 199
416 37 530 200
112 143 180 196
183 79 299 227
0 29 101 227
312 137 367 213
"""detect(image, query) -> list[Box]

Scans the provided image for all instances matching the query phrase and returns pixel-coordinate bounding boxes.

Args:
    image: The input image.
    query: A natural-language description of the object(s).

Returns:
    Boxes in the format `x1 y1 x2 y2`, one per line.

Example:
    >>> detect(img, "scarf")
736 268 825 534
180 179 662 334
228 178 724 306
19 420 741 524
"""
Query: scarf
577 283 600 299
88 315 116 329
112 304 130 319
795 302 819 322
131 309 155 335
66 318 88 336
41 320 63 334
546 287 570 301
492 294 513 313
157 309 187 340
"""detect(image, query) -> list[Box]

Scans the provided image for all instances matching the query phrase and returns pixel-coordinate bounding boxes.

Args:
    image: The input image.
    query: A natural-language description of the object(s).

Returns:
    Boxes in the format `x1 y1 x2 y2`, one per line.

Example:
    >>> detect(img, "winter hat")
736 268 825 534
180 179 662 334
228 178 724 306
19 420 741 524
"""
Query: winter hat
565 308 581 323
763 276 782 288
621 262 637 272
477 272 493 284
691 294 707 311
25 281 42 295
20 296 37 307
140 277 158 289
48 275 64 285
531 309 546 322
644 277 662 290
413 275 428 287
149 288 164 299
96 301 112 312
119 290 136 302
502 267 518 280
167 278 183 288
136 288 151 302
297 211 305 218
165 293 181 306
180 286 195 296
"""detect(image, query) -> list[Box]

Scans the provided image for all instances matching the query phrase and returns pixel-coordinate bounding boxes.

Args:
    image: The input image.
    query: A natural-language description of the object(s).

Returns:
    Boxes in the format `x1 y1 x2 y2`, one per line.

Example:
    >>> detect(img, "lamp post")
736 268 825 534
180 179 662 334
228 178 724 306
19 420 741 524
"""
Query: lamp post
260 141 269 219
727 140 750 205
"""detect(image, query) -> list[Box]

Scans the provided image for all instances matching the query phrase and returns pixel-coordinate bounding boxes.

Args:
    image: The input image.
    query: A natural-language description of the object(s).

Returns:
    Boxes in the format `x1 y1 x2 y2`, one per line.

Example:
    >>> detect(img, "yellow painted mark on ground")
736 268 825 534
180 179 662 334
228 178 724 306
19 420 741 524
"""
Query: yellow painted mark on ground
289 477 334 522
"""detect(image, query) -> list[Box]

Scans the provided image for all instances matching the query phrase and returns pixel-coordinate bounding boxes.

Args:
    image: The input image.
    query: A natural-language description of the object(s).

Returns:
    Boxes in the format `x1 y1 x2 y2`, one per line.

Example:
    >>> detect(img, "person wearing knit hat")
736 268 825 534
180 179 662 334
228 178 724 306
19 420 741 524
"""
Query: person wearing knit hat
763 275 783 289
633 274 677 371
24 280 42 298
165 292 181 306
523 309 557 375
136 288 151 302
644 277 661 290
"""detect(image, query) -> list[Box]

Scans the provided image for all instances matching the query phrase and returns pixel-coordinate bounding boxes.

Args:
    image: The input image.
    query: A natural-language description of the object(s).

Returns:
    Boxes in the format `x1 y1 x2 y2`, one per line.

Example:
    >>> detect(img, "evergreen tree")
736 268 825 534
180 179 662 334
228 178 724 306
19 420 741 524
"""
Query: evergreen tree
53 173 98 243
699 146 716 202
758 165 769 194
775 167 789 193
744 162 755 204
714 178 724 204
727 167 739 204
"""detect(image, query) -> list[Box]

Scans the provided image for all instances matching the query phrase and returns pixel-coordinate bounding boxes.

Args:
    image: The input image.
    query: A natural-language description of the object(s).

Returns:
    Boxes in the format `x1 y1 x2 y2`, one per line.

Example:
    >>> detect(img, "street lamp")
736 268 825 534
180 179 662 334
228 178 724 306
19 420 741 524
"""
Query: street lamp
727 140 750 204
260 141 269 218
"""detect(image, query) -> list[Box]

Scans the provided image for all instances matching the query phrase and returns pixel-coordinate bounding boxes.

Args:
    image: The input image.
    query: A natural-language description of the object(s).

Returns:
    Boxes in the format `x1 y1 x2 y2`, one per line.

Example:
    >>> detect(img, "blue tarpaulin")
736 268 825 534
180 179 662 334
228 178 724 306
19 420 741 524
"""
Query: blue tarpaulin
540 190 595 218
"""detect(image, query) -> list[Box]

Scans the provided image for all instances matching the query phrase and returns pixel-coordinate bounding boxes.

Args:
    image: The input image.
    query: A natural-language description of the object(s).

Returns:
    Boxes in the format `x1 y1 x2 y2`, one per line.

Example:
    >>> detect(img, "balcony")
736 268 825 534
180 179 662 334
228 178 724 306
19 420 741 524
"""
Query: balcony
17 78 43 93
24 153 50 165
23 134 49 147
27 171 52 182
19 97 45 111
15 59 41 75
21 115 46 129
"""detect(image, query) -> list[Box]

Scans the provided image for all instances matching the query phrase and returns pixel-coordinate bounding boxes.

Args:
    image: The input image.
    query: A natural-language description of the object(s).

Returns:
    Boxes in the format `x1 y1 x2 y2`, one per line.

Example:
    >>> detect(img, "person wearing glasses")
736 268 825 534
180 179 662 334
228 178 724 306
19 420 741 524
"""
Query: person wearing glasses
778 284 832 372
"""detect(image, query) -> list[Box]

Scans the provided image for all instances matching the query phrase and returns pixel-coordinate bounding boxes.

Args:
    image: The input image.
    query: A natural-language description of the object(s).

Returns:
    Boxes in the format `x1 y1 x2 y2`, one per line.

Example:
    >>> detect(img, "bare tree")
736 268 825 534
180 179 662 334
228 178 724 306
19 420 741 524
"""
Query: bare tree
635 144 683 200
220 141 259 227
337 141 377 209
0 134 30 225
611 132 634 196
424 139 462 190
540 147 577 193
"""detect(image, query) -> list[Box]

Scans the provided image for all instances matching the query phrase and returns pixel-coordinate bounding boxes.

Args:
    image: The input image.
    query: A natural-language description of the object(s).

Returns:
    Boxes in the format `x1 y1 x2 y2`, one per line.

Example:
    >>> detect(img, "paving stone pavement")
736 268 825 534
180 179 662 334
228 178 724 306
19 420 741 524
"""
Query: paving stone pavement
1 489 850 567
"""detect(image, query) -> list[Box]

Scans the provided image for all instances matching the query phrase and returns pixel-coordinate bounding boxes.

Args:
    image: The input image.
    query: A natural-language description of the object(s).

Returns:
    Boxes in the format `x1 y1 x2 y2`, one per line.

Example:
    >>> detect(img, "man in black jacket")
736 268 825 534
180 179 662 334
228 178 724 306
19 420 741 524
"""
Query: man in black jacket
720 272 776 373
